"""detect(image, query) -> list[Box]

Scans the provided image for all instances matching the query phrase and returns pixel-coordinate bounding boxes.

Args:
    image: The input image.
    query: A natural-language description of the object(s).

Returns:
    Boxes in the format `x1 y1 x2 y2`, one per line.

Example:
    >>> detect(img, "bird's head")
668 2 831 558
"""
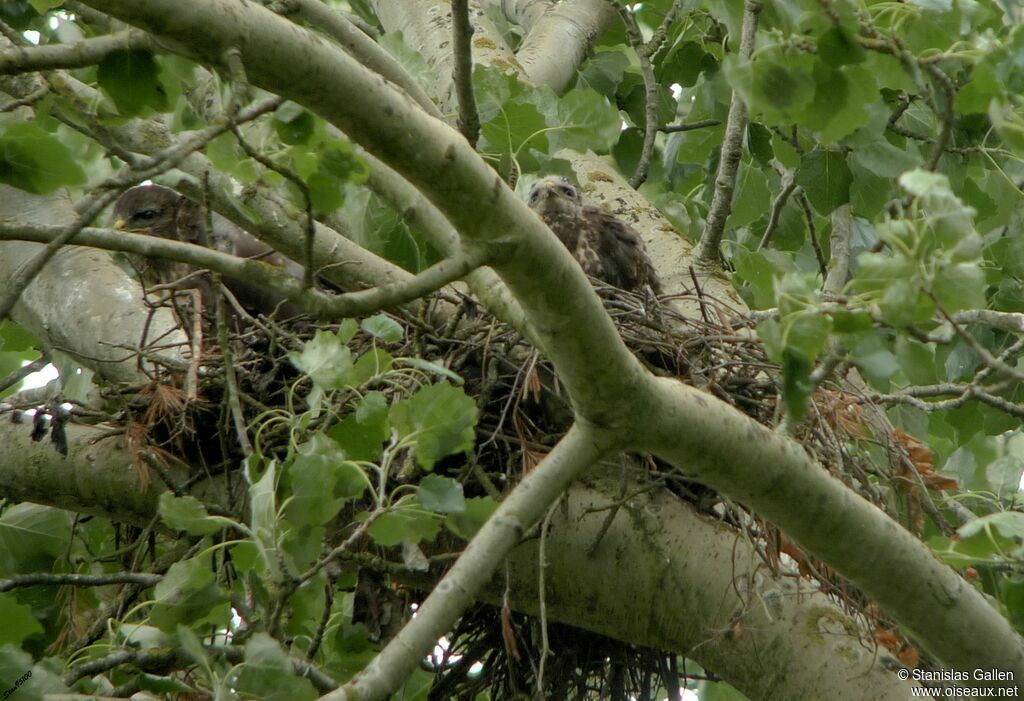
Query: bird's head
112 185 183 239
527 176 582 218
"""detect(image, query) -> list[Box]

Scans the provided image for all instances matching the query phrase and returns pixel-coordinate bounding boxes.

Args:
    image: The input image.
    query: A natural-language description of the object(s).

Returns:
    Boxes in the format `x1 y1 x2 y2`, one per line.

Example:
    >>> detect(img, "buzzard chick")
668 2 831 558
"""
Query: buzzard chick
528 177 662 295
113 184 303 316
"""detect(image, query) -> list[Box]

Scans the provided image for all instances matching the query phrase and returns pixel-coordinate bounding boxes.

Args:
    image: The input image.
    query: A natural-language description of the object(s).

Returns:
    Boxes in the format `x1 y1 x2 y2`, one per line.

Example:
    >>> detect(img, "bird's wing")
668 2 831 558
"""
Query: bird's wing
584 206 662 294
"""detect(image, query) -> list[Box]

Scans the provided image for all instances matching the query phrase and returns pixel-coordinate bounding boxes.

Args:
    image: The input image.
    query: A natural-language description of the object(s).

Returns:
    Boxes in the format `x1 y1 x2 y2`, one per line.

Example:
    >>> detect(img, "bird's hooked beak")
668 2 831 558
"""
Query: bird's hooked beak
534 179 560 201
114 219 127 230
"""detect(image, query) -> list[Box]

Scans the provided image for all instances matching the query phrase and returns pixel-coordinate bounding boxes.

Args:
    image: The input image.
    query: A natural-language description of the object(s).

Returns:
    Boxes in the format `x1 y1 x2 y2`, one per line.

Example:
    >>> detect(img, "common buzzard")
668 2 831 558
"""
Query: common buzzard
528 177 662 295
112 184 302 316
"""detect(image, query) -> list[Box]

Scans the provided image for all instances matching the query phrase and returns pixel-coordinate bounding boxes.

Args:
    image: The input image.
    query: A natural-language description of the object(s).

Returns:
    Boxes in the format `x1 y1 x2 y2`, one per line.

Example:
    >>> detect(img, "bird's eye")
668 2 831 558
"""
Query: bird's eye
135 209 160 221
559 185 577 199
529 191 540 204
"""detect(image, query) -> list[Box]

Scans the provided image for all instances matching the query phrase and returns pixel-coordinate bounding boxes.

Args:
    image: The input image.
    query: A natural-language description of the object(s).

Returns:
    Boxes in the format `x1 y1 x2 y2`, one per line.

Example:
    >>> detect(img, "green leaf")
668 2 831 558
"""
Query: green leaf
817 26 866 66
781 348 814 423
273 101 316 145
399 357 465 384
287 434 368 526
329 391 391 462
446 497 499 540
288 329 354 390
390 383 478 469
577 49 630 96
0 504 71 574
796 149 852 215
657 41 707 87
723 49 816 125
849 136 921 178
318 139 369 183
306 171 346 214
548 88 622 153
932 263 986 313
0 122 86 194
726 161 770 229
479 99 549 168
986 455 1024 496
747 123 774 166
379 31 435 93
97 49 168 116
416 474 466 514
0 593 43 646
150 558 230 632
158 493 229 536
367 503 441 546
227 633 317 701
361 314 404 343
959 511 1024 541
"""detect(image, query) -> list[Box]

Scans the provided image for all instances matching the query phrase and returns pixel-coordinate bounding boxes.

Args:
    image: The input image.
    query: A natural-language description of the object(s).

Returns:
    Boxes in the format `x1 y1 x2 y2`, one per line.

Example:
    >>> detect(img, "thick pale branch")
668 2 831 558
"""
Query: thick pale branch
372 0 519 113
641 377 1024 684
0 188 188 384
694 0 761 266
266 0 443 119
0 29 154 74
515 0 616 92
0 223 488 320
76 0 648 425
324 423 615 701
479 0 554 33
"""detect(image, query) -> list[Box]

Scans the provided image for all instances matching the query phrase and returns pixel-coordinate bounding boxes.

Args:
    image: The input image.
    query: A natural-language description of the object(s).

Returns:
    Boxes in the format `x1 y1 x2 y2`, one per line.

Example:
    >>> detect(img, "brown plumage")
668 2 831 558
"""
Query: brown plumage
527 176 662 295
112 184 303 316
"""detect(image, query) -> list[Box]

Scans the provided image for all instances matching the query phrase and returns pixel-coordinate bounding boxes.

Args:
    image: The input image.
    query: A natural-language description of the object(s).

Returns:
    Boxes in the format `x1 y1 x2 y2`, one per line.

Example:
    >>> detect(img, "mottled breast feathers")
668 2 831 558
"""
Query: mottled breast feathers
527 176 662 295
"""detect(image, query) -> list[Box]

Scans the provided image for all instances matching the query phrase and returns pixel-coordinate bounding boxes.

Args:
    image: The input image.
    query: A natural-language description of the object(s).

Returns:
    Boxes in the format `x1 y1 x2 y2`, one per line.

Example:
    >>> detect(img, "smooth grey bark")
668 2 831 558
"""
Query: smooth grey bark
7 0 1020 697
0 187 189 384
372 0 521 113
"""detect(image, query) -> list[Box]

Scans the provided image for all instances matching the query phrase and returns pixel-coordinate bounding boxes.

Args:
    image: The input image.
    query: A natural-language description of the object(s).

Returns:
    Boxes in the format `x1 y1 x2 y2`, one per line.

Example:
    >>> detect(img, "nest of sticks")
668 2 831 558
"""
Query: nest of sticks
48 279 936 697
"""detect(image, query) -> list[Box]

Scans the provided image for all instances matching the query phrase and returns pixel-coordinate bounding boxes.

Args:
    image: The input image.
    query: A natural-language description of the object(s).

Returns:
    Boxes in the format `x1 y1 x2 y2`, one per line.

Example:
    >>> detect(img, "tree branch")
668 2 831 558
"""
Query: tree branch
0 572 162 591
0 223 490 320
823 203 851 297
514 0 616 92
266 0 442 119
0 29 154 74
451 0 481 146
693 0 761 266
324 423 615 701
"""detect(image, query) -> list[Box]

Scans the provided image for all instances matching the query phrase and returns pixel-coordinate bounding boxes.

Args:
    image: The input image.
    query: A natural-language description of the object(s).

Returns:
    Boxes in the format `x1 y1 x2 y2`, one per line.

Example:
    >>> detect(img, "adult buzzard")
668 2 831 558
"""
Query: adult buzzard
528 177 662 295
112 184 303 316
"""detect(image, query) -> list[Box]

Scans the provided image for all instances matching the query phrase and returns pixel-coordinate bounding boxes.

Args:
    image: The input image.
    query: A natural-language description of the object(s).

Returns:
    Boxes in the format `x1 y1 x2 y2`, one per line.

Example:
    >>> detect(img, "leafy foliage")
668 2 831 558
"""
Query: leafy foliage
3 0 1024 699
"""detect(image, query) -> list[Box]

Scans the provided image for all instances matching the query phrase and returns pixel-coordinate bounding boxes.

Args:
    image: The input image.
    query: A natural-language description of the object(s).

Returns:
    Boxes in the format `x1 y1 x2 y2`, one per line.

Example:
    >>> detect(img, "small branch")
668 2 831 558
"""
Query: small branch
661 118 721 133
0 353 50 394
0 224 489 319
756 168 796 251
950 310 1024 333
63 648 179 687
796 190 828 282
822 204 851 297
930 292 1024 385
0 29 153 75
268 0 440 119
230 125 316 289
322 424 615 701
608 0 667 188
215 282 253 459
452 0 481 147
694 0 761 266
922 62 955 171
0 571 161 592
0 95 282 322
